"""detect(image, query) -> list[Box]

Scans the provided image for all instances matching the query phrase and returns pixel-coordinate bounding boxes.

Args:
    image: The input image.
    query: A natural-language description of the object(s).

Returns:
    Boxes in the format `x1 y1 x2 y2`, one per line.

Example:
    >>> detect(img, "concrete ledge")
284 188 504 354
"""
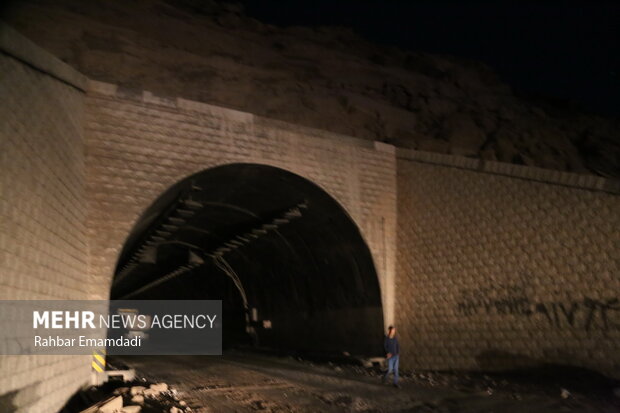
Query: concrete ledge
397 147 619 195
253 116 375 150
0 21 87 91
398 148 479 170
374 141 396 155
177 97 253 123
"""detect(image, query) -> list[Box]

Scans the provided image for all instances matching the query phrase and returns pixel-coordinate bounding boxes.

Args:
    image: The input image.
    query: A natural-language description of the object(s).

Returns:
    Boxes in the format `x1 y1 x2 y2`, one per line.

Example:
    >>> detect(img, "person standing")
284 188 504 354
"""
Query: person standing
383 325 400 388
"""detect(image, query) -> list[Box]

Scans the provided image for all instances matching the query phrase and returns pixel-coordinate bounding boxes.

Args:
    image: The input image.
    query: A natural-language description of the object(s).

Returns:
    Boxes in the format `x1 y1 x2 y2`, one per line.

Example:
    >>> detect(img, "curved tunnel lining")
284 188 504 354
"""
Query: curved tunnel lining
112 163 385 355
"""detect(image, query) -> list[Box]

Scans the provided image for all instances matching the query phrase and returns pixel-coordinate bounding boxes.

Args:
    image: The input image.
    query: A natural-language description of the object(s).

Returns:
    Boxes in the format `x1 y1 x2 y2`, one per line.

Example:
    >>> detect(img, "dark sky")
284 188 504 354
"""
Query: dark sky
238 0 619 116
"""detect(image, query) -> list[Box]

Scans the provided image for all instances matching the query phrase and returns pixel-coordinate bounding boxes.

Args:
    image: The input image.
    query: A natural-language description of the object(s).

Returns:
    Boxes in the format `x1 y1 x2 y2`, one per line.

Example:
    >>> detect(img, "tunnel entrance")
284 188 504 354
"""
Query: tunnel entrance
111 163 384 356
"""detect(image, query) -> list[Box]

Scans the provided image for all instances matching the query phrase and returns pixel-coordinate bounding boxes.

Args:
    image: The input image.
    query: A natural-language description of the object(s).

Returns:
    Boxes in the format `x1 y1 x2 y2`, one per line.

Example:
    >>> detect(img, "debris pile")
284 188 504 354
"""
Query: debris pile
108 381 190 413
61 379 191 413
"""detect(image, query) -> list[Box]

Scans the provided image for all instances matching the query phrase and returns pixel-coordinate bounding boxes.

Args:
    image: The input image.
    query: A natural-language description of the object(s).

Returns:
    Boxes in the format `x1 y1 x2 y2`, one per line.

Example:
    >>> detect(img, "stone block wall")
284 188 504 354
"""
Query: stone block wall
396 152 620 378
0 28 91 413
84 83 398 326
2 20 620 413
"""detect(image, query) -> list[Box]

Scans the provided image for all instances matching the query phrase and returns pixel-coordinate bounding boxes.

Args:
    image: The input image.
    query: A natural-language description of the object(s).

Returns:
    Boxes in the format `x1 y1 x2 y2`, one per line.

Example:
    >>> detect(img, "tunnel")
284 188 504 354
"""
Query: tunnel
110 163 384 356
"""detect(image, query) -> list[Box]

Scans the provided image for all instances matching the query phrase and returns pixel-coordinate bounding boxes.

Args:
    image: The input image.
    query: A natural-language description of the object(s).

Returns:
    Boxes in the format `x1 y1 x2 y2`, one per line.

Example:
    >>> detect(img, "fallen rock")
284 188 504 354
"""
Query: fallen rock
130 386 147 396
149 382 169 393
114 387 130 395
130 395 144 404
560 388 571 399
170 407 181 413
122 406 141 413
143 388 160 398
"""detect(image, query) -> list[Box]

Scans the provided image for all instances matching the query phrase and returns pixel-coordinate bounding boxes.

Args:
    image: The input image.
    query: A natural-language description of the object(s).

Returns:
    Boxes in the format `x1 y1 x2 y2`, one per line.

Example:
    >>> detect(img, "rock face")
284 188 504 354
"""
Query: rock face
4 0 618 176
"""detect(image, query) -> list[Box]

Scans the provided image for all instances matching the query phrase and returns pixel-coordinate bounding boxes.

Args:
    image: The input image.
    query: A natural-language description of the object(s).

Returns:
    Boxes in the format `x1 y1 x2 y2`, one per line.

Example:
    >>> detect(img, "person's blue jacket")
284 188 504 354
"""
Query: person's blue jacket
384 335 399 356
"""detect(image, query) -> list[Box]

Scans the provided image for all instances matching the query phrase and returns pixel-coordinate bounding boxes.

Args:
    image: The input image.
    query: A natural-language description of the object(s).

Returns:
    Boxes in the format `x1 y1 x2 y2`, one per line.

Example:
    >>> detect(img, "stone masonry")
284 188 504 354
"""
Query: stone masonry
0 29 91 413
396 154 620 378
1 22 619 412
83 81 399 324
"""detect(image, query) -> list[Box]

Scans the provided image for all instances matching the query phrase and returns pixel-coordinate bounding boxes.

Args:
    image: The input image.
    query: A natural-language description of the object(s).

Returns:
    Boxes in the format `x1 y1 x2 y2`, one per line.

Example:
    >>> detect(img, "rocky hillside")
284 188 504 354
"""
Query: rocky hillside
3 0 619 176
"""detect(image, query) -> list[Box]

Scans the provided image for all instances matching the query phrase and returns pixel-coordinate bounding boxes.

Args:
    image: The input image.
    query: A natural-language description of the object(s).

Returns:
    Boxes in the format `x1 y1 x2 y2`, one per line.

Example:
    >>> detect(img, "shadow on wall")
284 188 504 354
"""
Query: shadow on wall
475 349 541 371
0 390 18 413
476 350 620 396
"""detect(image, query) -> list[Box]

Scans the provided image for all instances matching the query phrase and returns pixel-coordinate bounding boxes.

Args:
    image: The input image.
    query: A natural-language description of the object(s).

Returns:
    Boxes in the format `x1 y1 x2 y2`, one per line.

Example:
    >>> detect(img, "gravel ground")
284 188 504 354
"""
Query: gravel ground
111 351 620 413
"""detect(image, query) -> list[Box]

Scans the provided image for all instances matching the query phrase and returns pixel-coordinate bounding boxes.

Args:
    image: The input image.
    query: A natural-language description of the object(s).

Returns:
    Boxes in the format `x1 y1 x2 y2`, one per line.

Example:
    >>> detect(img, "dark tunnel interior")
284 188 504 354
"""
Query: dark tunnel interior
111 163 384 356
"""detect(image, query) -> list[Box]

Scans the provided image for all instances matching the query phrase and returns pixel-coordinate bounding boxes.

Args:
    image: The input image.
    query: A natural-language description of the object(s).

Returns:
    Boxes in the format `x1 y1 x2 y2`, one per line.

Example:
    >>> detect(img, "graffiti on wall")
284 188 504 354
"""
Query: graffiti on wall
455 284 619 332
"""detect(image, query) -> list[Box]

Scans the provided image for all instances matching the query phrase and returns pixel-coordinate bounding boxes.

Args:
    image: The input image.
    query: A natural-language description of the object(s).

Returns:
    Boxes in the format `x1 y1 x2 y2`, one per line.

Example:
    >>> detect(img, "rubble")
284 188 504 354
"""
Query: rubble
96 396 122 413
142 388 160 398
129 386 147 396
130 395 144 404
70 379 188 413
150 383 169 393
68 351 620 412
114 387 130 395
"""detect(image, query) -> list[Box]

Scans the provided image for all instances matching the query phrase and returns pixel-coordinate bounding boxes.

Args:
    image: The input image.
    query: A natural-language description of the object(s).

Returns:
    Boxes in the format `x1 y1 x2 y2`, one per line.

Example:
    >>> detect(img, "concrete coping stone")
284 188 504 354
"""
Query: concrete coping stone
397 147 619 194
0 22 87 91
88 77 619 194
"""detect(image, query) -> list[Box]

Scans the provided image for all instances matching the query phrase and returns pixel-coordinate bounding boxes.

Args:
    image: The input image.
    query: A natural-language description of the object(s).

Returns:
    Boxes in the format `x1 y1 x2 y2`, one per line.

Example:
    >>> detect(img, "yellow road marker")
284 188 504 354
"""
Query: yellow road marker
91 349 106 373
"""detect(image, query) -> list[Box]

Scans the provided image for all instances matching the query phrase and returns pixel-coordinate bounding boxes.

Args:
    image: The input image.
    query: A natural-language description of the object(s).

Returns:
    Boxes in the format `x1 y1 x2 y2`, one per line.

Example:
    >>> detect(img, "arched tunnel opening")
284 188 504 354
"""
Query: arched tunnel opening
111 163 384 357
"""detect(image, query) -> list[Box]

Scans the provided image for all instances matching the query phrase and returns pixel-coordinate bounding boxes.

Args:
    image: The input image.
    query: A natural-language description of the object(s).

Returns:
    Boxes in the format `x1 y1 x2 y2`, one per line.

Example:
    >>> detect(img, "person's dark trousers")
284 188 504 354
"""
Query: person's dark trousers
383 355 399 384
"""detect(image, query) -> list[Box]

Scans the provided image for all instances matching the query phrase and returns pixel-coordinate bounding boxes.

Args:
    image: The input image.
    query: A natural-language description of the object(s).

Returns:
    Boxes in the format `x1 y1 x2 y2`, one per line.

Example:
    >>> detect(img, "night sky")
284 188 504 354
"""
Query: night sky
239 1 619 116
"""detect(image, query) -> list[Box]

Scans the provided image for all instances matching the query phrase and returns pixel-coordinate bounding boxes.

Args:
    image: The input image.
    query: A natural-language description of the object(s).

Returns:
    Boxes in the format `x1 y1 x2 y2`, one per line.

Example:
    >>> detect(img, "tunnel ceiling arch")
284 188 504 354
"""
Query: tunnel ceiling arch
112 163 384 355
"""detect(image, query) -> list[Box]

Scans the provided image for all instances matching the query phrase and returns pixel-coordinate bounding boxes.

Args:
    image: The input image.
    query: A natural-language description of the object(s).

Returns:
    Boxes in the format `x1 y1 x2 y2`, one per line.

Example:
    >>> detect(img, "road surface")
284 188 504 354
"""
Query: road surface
116 352 617 412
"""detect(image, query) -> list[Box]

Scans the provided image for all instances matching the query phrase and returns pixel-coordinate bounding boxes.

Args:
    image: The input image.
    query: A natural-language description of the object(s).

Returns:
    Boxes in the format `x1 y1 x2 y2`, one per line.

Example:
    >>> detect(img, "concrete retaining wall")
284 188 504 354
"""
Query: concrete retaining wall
396 151 620 378
0 25 91 413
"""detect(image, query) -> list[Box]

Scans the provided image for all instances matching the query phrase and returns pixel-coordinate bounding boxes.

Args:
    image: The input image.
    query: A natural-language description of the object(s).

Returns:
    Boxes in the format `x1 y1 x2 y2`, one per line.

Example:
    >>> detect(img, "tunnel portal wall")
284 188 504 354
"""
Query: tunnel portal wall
0 27 91 413
84 81 399 329
396 151 620 378
2 22 620 413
